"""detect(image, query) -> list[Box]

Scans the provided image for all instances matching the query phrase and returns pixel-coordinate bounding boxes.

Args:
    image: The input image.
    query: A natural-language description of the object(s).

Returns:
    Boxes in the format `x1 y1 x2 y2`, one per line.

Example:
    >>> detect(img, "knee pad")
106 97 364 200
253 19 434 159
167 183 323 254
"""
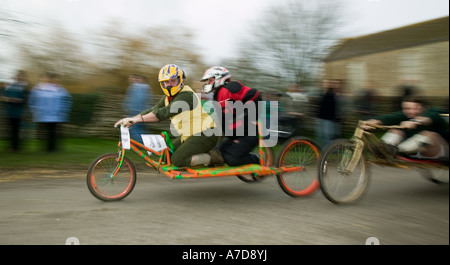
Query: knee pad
381 132 404 146
398 134 433 154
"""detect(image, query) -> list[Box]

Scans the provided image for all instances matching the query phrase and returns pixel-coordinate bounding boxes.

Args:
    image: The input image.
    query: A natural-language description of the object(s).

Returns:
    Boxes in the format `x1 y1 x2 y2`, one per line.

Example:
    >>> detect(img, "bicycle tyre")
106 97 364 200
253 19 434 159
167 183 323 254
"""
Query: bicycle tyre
275 136 320 196
318 139 370 204
237 146 274 183
87 153 137 201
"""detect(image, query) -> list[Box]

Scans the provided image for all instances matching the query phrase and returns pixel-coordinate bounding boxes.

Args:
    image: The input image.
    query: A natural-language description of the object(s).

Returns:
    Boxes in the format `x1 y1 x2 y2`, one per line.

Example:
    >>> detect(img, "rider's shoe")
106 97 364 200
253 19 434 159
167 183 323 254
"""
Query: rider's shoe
385 144 399 158
208 148 224 166
380 143 399 158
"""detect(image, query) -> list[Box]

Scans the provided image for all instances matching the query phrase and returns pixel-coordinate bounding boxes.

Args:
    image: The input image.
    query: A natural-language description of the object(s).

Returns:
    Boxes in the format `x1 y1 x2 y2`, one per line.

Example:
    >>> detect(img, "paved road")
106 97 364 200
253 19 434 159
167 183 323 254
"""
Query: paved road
0 165 448 245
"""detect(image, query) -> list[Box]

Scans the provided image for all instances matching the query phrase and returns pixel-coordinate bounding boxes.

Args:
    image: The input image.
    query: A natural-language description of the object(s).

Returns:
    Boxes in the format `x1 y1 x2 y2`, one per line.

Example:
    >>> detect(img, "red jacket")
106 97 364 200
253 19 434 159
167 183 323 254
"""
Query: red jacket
213 81 261 136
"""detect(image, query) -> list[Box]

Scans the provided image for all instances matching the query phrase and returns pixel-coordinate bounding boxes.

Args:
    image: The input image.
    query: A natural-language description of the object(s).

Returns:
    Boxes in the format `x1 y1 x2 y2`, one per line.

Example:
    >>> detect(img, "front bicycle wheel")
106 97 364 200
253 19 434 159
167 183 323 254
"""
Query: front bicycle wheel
87 153 137 201
275 137 320 196
318 139 370 204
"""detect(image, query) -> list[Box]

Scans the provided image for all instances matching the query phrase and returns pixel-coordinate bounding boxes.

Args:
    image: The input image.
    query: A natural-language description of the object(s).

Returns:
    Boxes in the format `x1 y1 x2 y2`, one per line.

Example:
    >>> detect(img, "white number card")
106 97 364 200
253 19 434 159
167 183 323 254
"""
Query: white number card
141 134 167 155
120 126 131 150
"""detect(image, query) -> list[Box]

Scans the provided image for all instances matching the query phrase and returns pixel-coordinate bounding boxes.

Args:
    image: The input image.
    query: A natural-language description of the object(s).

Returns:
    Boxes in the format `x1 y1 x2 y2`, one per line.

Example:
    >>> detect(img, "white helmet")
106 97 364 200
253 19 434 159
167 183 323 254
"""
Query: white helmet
200 66 231 93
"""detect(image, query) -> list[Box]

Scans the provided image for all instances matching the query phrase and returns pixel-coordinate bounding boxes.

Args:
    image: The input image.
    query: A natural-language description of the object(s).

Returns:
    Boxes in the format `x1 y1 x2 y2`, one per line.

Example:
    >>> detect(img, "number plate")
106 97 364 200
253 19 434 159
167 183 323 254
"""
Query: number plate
120 126 131 150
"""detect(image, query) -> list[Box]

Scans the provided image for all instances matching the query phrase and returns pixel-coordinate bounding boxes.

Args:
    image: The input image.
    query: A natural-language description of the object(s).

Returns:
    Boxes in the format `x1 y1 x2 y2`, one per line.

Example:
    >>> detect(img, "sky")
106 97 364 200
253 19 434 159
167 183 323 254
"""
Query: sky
1 0 449 80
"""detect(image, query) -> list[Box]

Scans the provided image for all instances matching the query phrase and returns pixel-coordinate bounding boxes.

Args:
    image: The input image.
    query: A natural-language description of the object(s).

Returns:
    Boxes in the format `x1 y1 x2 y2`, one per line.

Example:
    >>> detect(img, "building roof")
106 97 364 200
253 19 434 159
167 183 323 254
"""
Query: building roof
324 16 449 62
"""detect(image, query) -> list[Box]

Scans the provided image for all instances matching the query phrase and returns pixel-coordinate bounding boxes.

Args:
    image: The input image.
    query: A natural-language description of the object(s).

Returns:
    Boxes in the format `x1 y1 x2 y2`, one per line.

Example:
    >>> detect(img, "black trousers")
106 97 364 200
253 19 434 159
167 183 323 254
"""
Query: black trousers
38 122 59 152
7 118 21 151
219 135 260 166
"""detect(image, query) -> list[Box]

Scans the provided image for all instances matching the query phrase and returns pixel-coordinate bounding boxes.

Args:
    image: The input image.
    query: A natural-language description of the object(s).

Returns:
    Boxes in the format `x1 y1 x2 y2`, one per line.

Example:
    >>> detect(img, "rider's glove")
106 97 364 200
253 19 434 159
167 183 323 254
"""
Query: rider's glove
114 117 138 128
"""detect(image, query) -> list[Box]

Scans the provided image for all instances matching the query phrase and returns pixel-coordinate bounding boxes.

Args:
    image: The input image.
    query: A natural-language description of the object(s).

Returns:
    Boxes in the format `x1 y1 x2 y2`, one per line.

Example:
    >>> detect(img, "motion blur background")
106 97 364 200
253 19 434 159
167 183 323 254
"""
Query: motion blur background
0 0 449 143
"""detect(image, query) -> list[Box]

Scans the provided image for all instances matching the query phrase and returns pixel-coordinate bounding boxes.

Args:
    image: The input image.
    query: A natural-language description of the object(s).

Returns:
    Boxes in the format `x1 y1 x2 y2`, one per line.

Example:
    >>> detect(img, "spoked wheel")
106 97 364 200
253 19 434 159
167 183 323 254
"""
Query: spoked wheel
318 139 370 204
237 146 274 183
275 137 320 196
87 153 137 201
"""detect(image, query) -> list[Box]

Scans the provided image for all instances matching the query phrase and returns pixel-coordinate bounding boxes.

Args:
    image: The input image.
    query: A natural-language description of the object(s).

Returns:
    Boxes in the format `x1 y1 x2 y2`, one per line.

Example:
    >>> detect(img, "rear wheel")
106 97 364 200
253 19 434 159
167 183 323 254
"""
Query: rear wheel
275 137 320 196
87 153 137 201
318 139 370 204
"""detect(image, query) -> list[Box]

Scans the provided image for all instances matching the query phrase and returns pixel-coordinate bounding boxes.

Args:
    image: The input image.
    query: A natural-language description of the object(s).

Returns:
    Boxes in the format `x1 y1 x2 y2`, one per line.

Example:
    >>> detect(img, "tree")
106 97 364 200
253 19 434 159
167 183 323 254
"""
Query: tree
0 8 37 80
230 0 343 90
11 17 206 93
19 24 87 80
90 19 207 93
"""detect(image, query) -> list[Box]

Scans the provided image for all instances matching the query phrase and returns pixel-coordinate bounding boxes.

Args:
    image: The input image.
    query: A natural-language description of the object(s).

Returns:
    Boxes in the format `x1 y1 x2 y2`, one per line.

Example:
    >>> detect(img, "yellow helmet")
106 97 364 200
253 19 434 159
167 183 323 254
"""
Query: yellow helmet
158 64 185 97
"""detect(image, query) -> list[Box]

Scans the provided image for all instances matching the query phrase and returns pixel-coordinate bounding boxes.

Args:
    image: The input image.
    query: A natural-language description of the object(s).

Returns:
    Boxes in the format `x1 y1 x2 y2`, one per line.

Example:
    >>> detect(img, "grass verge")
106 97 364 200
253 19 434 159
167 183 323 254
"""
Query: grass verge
0 138 119 171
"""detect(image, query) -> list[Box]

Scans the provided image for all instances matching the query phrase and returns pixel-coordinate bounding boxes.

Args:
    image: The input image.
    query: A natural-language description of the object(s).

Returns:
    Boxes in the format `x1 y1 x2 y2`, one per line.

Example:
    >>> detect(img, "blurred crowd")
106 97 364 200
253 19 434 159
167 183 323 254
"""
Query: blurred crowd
1 71 72 152
0 70 154 152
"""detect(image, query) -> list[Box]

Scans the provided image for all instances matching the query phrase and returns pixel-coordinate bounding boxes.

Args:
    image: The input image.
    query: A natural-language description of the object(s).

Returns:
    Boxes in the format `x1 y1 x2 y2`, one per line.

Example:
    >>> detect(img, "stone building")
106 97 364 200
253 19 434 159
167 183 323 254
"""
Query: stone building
323 16 449 99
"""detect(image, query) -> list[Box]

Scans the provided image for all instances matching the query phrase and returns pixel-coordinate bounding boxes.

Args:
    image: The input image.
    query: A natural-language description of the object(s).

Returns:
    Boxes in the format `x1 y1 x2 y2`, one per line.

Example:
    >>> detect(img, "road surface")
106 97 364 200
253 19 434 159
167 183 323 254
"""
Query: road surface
0 164 448 245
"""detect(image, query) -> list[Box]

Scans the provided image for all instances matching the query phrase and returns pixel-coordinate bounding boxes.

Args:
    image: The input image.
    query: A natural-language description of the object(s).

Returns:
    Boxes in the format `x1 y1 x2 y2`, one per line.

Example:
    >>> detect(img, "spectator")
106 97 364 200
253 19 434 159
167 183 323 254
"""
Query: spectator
123 74 152 143
28 72 72 152
0 70 29 152
395 79 419 108
355 82 377 121
315 79 341 147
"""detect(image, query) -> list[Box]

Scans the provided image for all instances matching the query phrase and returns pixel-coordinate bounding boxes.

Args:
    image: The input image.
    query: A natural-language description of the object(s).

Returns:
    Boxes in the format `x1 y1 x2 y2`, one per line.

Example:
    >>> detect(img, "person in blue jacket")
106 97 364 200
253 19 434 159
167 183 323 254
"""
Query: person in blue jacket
28 72 72 152
122 74 152 143
0 70 29 152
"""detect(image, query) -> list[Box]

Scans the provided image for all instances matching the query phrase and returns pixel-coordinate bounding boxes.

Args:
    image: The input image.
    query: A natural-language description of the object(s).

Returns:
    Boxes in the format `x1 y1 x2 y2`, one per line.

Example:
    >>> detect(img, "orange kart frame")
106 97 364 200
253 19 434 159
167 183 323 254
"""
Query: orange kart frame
87 123 321 201
122 132 302 180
